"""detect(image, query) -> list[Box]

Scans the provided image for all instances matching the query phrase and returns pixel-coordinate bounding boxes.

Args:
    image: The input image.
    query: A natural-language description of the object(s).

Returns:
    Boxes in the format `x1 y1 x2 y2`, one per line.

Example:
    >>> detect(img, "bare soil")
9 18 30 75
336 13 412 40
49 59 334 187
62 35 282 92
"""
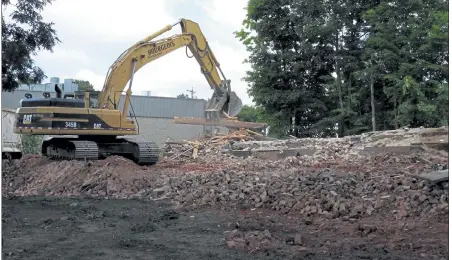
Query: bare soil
2 196 448 260
2 128 449 259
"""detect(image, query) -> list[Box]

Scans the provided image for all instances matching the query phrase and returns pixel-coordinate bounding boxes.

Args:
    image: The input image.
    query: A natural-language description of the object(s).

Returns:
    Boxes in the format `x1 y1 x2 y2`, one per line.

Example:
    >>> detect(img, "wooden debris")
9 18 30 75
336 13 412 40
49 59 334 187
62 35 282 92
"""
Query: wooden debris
222 111 238 120
165 141 187 145
192 141 200 160
173 117 267 129
246 129 263 136
163 128 271 161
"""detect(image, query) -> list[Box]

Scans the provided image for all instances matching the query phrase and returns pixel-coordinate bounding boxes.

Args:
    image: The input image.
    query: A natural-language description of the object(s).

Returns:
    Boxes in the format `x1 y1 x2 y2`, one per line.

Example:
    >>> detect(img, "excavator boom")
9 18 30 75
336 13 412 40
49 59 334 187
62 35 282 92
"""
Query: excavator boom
99 19 243 119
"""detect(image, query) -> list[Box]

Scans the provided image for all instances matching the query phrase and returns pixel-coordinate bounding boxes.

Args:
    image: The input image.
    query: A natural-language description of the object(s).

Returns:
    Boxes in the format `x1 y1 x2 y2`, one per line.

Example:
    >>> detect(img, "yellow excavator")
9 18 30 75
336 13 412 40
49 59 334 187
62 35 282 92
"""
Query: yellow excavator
13 18 243 165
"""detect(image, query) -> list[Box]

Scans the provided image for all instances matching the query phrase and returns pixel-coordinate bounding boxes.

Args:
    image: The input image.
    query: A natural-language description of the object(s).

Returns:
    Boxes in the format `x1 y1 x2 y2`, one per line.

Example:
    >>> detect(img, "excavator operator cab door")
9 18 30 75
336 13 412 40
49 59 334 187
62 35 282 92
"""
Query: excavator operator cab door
88 92 100 108
74 91 100 108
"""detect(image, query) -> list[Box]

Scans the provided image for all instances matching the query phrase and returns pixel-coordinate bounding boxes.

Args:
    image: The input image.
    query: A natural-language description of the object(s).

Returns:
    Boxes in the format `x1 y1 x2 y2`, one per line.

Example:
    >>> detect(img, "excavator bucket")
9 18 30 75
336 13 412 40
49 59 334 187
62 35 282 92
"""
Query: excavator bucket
227 91 243 117
205 90 243 120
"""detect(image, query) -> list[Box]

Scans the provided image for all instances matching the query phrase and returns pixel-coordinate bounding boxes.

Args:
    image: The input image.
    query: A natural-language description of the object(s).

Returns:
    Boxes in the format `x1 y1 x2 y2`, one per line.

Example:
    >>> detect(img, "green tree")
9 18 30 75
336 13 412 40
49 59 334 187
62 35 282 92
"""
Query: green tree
177 93 189 99
236 0 335 137
237 105 265 122
74 79 94 91
362 0 448 128
2 0 60 92
292 0 380 136
237 0 448 137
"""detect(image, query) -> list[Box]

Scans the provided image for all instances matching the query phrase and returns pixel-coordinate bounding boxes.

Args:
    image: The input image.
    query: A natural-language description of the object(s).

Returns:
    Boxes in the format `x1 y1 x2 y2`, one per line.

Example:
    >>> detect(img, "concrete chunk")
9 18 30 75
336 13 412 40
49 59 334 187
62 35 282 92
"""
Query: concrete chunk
417 170 449 184
360 146 424 155
230 150 252 158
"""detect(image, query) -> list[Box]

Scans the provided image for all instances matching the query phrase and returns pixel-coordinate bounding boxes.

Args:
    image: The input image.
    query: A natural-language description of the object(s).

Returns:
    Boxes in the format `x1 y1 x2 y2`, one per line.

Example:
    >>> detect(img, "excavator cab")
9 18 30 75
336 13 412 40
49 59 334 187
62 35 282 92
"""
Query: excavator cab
74 91 100 108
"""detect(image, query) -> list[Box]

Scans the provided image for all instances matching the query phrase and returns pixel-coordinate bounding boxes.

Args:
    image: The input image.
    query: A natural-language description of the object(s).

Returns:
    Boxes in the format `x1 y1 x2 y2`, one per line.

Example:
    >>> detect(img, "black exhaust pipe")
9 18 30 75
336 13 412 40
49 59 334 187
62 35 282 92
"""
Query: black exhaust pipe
54 84 62 98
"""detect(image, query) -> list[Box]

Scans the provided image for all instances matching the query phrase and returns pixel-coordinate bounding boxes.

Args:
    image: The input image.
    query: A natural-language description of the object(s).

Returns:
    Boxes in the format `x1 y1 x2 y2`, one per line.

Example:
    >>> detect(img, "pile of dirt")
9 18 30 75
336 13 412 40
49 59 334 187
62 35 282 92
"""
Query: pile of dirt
3 149 448 222
2 155 163 198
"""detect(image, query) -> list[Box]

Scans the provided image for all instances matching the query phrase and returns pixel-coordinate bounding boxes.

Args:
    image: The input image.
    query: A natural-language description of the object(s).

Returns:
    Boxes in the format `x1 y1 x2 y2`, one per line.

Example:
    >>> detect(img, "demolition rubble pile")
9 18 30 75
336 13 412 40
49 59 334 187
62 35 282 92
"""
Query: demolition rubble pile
163 126 448 166
360 126 449 147
3 151 448 222
2 127 448 221
162 128 272 163
170 161 448 219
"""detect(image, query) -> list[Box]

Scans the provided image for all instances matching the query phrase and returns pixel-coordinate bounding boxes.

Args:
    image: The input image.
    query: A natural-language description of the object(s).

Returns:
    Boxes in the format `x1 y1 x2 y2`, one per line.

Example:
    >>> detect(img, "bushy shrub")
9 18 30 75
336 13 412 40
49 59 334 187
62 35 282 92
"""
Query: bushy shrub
21 135 44 155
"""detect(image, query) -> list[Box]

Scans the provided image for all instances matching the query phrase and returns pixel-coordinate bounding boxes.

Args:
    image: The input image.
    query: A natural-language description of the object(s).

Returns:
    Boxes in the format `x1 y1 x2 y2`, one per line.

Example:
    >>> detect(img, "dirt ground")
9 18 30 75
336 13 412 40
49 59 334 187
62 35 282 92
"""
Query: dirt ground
2 128 449 259
2 196 448 260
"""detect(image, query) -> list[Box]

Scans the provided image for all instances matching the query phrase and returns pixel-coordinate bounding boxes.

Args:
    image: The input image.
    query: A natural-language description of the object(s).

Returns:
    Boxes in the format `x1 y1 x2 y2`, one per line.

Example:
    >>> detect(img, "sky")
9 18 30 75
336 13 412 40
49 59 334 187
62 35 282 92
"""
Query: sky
28 0 253 104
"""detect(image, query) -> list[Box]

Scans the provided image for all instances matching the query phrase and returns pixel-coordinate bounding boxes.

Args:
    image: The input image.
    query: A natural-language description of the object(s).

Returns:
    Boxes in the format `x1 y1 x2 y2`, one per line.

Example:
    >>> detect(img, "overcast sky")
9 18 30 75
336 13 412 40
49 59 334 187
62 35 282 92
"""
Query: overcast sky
30 0 253 104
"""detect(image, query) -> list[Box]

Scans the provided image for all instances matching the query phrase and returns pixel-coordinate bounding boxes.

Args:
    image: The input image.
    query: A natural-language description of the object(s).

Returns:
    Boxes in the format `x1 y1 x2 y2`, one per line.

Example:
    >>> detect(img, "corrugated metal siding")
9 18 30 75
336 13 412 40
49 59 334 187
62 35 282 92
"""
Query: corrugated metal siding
2 90 206 118
133 117 205 145
2 90 53 109
118 95 206 118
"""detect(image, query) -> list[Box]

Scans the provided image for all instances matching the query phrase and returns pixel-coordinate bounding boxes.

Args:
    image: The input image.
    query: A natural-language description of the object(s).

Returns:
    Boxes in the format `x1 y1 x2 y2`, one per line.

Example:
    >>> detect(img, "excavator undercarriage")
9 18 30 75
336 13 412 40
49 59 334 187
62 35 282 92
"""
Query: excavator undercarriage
42 137 159 165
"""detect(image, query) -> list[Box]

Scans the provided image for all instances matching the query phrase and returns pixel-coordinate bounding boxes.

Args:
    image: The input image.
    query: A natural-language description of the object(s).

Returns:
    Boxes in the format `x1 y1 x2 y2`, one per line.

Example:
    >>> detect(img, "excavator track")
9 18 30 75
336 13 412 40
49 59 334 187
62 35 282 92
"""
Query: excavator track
129 140 160 165
41 137 159 165
43 139 99 161
72 141 99 160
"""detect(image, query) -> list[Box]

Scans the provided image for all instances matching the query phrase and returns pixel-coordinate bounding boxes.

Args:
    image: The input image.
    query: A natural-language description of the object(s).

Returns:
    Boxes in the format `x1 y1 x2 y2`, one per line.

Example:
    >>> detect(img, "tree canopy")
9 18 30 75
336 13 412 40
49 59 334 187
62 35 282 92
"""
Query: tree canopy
237 105 265 123
236 0 448 137
74 79 94 91
2 0 60 92
177 93 189 99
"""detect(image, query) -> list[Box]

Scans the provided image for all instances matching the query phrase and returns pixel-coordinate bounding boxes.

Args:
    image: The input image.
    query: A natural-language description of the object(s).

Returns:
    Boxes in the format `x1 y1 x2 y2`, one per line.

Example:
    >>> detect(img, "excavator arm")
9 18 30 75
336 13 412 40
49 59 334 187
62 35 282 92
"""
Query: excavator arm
98 19 243 120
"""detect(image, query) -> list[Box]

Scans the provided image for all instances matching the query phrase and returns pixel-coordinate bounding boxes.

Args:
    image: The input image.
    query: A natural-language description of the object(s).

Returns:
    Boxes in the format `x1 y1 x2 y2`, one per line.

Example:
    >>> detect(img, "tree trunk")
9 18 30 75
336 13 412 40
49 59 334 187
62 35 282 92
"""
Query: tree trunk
392 86 399 129
335 31 345 137
289 115 293 136
370 75 376 131
346 72 352 111
294 111 299 137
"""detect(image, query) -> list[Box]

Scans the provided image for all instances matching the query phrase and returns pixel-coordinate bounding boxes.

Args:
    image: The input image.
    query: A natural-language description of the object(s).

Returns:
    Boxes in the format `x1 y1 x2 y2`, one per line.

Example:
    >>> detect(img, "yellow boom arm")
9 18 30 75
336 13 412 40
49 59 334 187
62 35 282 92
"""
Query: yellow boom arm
98 18 243 120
